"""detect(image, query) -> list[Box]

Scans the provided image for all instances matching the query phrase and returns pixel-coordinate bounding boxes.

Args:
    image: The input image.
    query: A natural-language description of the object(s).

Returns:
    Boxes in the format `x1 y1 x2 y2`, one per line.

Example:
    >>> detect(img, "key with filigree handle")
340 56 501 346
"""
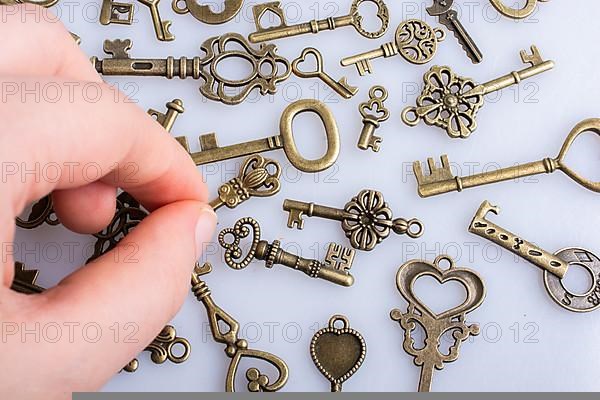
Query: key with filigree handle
469 201 600 313
191 263 289 392
341 20 445 76
402 45 554 139
283 189 424 252
412 119 600 198
219 218 355 286
248 0 389 43
357 86 389 152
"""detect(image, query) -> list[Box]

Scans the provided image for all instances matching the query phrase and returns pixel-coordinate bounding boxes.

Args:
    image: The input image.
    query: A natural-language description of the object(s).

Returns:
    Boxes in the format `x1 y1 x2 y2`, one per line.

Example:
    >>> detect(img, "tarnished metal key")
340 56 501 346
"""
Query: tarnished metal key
292 48 358 99
248 0 389 43
283 189 424 252
138 0 175 42
427 0 482 64
357 86 389 152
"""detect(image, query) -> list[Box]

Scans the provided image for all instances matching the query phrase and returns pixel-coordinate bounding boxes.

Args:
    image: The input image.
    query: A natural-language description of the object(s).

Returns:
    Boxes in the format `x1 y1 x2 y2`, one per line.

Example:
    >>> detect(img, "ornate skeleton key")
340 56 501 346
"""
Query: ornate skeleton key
341 19 445 76
191 263 289 392
292 48 358 99
172 0 243 24
219 218 356 287
469 201 600 313
402 45 554 139
490 0 550 19
283 189 424 252
413 119 600 198
427 0 482 64
357 86 389 152
138 0 175 41
248 0 389 43
100 0 134 25
91 34 291 105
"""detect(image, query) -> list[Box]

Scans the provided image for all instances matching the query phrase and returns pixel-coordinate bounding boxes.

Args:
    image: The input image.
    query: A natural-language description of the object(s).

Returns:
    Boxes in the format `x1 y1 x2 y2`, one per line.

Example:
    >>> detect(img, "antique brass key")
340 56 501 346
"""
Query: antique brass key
357 86 389 152
413 119 600 197
292 48 358 99
100 0 134 24
91 34 291 105
172 0 243 24
248 0 389 43
490 0 550 19
283 189 424 252
402 45 554 139
341 20 445 76
469 201 600 313
176 99 340 173
219 217 356 287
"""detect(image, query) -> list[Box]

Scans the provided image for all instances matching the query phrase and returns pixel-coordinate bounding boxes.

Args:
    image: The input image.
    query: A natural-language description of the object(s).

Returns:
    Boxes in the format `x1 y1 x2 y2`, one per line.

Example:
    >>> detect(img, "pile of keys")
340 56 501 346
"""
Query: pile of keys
13 0 600 394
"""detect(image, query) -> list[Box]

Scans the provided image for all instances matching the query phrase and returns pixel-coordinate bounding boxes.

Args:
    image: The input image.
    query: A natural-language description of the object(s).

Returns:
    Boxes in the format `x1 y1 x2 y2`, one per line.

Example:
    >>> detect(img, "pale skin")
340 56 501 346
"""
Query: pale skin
0 6 217 398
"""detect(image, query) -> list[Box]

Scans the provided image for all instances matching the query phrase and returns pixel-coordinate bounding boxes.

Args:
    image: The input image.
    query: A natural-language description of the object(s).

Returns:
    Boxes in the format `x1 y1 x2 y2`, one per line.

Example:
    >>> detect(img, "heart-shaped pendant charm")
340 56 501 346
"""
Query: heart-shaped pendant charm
390 255 486 392
310 315 366 392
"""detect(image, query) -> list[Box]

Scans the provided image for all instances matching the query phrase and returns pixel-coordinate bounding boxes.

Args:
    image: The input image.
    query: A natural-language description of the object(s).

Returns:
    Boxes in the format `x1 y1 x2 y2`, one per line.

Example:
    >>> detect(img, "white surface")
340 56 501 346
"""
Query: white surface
16 0 600 392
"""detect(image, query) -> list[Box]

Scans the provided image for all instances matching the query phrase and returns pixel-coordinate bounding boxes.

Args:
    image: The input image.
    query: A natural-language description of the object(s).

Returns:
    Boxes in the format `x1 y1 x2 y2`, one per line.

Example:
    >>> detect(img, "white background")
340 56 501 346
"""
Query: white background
15 0 600 392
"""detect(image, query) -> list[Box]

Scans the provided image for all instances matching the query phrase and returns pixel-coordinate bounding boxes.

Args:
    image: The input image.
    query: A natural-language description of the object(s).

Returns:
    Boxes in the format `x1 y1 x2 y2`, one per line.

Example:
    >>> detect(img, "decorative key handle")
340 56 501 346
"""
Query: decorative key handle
402 45 554 139
91 33 291 105
172 0 243 24
192 263 289 392
490 0 549 19
248 0 389 43
310 315 366 392
219 217 356 286
283 189 424 252
16 195 59 229
390 255 486 392
469 201 600 313
427 0 482 64
341 19 446 76
357 86 390 152
11 263 191 372
413 119 600 197
292 48 358 99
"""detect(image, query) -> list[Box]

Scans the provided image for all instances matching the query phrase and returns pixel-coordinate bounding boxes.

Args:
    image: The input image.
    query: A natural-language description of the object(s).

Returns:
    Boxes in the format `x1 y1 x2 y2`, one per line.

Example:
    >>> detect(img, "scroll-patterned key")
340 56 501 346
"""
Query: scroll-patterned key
427 0 482 64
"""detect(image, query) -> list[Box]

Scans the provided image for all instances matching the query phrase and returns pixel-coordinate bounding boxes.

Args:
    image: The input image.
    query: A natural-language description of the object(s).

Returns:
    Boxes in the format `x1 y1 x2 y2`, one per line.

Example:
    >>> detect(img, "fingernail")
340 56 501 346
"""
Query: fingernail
195 205 217 259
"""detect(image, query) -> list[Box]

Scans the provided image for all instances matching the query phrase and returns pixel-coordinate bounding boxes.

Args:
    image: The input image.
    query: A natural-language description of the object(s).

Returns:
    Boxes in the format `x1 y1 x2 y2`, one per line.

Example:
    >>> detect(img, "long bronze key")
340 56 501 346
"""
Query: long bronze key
248 0 389 43
402 45 554 139
413 119 600 198
177 99 340 173
469 201 600 313
283 189 424 252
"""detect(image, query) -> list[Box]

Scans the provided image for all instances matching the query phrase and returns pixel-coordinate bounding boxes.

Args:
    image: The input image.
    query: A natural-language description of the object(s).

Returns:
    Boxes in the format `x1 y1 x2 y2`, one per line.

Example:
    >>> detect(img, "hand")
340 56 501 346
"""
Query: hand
0 6 217 398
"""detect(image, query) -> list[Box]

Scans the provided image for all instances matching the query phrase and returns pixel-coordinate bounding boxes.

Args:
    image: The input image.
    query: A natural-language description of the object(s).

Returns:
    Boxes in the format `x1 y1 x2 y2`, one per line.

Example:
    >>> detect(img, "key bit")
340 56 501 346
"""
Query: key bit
357 86 390 152
100 0 134 25
138 0 175 42
219 217 356 286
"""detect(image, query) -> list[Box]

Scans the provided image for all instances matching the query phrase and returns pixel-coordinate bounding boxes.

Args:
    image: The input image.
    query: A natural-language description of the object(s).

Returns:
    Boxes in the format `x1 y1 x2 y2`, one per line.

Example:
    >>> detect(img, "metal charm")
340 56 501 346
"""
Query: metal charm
310 315 366 392
490 0 549 19
390 255 486 392
248 0 389 43
91 33 291 105
426 0 482 63
172 0 243 24
176 99 340 173
219 217 355 286
357 86 390 152
341 19 445 75
469 201 600 313
292 48 358 99
283 189 424 252
402 45 554 139
191 263 289 392
413 119 600 197
100 0 134 25
16 195 59 229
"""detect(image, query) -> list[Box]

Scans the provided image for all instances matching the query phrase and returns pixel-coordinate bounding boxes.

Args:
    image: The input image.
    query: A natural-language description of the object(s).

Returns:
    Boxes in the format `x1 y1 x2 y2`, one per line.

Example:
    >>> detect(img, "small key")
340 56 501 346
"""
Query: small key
341 19 445 76
292 48 358 99
100 0 134 25
490 0 550 20
219 217 356 287
249 0 389 43
413 119 600 198
427 0 482 64
357 86 390 152
283 189 424 252
137 0 175 42
402 45 554 139
469 201 600 313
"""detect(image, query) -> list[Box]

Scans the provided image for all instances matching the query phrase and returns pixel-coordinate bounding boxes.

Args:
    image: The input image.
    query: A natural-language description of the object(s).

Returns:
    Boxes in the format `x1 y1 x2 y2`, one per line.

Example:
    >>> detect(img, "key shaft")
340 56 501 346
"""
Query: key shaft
92 56 203 78
357 119 382 151
438 10 483 64
249 15 354 43
283 200 346 229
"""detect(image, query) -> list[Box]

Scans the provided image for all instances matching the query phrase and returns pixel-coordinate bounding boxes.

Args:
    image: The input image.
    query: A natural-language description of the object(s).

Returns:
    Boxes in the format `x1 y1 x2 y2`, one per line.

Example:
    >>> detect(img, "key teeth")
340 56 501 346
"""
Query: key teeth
476 200 500 218
339 77 359 96
286 211 304 230
520 45 543 66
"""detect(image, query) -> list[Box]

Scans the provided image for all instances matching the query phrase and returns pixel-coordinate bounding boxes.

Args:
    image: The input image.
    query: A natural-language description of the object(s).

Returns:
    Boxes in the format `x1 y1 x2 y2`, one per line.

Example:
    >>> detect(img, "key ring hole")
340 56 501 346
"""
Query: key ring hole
434 255 455 271
329 315 349 330
172 0 189 14
434 28 446 42
407 219 424 239
168 339 191 364
561 262 596 297
370 86 387 101
401 107 420 127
